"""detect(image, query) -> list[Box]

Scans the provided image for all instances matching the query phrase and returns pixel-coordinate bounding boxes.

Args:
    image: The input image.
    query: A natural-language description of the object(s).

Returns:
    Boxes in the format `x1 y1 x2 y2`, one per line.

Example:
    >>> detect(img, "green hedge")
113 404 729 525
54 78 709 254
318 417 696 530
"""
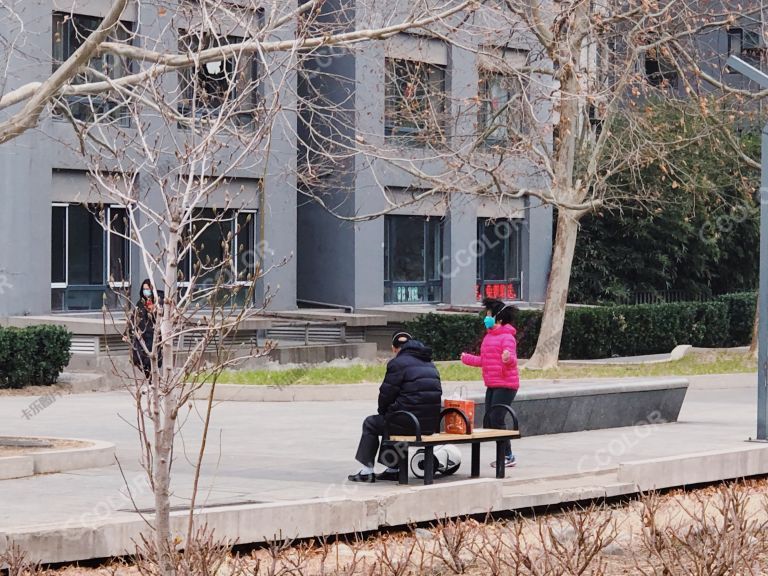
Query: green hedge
405 294 756 361
0 325 71 389
716 292 756 346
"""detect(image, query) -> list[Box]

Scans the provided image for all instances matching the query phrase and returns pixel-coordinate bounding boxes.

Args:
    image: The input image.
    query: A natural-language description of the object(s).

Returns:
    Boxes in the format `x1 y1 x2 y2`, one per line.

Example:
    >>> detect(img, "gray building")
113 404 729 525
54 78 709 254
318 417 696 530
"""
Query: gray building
297 21 554 310
0 1 556 322
0 0 297 317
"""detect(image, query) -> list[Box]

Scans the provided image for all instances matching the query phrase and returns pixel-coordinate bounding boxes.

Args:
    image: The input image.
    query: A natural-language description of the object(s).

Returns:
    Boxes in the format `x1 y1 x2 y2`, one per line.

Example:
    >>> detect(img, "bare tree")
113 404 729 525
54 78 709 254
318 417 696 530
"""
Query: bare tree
0 0 478 573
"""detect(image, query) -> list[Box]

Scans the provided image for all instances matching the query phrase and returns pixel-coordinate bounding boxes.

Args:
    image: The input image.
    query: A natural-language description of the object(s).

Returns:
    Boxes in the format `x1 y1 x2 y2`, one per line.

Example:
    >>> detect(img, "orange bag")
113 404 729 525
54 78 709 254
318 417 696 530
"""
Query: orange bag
443 398 475 434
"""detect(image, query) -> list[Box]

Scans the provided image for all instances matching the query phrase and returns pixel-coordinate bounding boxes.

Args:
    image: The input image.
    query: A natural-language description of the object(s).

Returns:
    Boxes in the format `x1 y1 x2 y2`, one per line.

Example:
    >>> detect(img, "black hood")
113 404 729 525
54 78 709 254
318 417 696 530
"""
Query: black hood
398 339 433 362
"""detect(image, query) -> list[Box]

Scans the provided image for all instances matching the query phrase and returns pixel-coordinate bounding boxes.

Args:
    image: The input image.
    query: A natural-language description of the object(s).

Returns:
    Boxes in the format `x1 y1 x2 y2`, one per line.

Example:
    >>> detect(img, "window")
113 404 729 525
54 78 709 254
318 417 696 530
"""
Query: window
51 204 131 311
476 218 522 301
644 47 678 88
179 208 258 303
479 71 525 145
728 28 762 66
52 12 132 125
384 216 443 303
384 58 446 146
178 31 260 126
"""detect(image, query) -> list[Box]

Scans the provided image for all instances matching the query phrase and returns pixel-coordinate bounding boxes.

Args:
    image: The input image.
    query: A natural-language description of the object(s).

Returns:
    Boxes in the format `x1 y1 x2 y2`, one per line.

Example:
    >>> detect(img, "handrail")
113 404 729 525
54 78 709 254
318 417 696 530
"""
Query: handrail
483 404 520 433
384 410 422 442
296 299 354 313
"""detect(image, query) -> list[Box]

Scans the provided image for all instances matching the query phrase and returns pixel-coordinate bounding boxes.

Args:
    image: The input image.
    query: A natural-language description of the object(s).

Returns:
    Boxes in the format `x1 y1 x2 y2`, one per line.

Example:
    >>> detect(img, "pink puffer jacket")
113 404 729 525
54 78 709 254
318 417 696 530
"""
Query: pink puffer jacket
460 324 519 390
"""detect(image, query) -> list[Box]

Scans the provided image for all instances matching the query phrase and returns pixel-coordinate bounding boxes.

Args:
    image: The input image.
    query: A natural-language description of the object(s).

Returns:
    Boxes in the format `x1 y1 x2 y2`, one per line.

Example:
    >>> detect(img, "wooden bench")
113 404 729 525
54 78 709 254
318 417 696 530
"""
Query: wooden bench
381 405 521 485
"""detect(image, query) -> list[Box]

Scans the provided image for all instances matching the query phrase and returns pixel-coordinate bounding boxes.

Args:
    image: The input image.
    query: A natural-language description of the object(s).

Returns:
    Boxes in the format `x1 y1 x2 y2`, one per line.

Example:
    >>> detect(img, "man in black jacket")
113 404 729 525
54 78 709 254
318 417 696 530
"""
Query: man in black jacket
348 331 442 483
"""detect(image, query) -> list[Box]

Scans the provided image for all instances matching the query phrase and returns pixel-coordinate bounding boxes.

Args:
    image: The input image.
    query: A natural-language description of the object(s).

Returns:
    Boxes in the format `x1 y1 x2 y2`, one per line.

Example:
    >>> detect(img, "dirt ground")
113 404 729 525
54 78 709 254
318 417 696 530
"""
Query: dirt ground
0 438 89 457
0 383 71 397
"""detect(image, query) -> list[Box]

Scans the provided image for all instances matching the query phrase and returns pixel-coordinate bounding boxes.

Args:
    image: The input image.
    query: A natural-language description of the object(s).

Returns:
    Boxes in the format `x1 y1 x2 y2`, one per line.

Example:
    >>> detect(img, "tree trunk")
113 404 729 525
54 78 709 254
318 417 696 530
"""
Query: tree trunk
153 397 176 576
526 209 581 370
750 295 759 360
153 223 180 576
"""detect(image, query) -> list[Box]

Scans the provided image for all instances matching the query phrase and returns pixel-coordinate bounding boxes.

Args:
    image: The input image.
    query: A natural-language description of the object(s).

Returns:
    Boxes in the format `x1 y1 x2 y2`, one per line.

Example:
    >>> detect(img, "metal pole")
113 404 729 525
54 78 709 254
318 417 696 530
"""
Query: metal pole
725 56 768 440
758 122 768 439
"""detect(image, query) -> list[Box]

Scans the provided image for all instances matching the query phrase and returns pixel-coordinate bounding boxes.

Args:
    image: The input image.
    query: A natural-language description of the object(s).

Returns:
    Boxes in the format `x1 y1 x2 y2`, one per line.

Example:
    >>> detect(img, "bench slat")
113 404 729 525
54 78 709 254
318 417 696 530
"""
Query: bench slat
389 428 520 443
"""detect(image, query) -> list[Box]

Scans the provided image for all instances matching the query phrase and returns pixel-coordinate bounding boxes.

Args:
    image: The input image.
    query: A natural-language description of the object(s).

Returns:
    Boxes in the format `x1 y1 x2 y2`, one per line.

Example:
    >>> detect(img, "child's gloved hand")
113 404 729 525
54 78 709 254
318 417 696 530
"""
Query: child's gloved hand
502 350 511 363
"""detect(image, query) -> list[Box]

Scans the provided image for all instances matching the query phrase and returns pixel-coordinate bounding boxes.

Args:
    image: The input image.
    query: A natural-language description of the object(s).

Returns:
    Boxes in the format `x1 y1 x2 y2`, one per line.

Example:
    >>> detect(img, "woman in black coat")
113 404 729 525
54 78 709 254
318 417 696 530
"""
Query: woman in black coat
127 278 164 379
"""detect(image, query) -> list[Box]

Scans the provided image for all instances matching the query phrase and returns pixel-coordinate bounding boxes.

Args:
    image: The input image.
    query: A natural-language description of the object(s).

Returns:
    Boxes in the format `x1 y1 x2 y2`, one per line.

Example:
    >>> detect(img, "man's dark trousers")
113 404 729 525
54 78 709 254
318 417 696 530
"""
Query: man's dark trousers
354 415 404 469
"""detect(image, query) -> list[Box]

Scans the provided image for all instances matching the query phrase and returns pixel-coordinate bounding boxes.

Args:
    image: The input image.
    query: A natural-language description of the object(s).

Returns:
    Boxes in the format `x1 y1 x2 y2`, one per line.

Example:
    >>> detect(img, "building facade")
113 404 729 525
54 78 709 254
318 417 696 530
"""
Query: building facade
296 6 554 310
0 0 297 317
0 0 563 321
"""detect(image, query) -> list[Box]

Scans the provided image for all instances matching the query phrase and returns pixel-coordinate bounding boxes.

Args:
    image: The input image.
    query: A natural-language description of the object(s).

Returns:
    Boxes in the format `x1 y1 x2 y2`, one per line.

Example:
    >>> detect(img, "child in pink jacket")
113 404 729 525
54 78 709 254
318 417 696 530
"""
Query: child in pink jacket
461 298 519 468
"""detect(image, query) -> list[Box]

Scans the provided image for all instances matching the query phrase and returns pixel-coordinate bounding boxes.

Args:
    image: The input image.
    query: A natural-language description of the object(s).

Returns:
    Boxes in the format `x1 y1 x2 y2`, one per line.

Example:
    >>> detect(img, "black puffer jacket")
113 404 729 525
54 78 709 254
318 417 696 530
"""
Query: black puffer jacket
378 340 442 435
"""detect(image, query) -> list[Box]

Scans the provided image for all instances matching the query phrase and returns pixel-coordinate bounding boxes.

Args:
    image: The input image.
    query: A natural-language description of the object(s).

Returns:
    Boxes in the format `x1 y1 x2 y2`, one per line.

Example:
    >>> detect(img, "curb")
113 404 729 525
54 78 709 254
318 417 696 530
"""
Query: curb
0 437 115 480
559 344 693 366
7 443 768 564
194 377 689 404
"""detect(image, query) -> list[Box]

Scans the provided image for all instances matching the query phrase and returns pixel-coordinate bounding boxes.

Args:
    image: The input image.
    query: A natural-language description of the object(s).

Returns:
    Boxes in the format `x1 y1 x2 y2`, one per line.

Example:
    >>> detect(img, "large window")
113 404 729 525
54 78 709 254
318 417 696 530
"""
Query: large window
728 27 762 67
52 12 132 125
479 71 525 145
384 216 443 303
644 47 678 88
178 31 259 126
51 204 130 311
384 58 446 146
476 218 522 301
179 209 258 304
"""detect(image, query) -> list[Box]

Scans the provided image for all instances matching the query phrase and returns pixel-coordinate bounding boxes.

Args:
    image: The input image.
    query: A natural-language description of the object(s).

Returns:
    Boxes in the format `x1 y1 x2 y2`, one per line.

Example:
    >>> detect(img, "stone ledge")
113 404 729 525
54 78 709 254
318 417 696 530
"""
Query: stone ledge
471 378 689 436
8 443 768 565
0 438 115 480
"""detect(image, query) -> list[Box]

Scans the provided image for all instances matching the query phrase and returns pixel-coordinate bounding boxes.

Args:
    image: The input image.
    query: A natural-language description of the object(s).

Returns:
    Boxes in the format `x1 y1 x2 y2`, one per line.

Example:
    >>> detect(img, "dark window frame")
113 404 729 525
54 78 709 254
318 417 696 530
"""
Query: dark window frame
177 30 261 127
476 217 522 301
383 215 444 304
178 208 259 297
478 70 527 146
51 12 133 126
384 57 447 147
727 27 762 68
643 47 678 89
50 203 131 311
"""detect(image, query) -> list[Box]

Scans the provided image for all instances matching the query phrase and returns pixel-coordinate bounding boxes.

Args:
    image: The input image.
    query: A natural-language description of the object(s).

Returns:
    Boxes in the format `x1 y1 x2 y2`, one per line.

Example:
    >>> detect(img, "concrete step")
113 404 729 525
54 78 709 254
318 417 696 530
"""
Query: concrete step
501 470 635 509
58 371 109 393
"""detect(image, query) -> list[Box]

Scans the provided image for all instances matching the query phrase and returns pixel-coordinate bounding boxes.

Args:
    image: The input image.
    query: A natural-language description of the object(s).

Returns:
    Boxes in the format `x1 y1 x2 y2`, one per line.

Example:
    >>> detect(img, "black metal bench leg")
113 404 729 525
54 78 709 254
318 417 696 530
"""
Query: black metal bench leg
495 441 506 479
423 446 435 485
471 442 480 478
397 445 409 485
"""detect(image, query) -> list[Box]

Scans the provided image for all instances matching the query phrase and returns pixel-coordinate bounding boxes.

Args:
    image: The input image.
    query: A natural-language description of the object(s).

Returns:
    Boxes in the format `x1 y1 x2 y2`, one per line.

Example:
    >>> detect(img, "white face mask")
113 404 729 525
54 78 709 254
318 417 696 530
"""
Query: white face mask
142 289 153 298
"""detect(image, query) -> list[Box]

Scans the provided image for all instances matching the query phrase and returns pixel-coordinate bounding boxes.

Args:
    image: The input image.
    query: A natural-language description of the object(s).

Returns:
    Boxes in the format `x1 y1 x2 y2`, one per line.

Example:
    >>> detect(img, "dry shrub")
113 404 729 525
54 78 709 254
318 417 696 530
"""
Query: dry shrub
634 483 768 576
0 544 48 576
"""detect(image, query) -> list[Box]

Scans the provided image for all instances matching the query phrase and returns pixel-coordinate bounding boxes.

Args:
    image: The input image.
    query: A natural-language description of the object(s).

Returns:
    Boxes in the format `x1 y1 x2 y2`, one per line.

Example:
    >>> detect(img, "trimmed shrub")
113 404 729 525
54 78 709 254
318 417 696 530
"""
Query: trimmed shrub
405 313 485 361
717 292 756 346
406 296 746 361
0 325 71 389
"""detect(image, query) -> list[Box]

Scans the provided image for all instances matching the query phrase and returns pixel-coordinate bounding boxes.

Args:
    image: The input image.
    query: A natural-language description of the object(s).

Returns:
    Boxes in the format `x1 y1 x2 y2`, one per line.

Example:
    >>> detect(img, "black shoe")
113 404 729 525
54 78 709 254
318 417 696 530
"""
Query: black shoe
347 471 375 483
376 470 400 482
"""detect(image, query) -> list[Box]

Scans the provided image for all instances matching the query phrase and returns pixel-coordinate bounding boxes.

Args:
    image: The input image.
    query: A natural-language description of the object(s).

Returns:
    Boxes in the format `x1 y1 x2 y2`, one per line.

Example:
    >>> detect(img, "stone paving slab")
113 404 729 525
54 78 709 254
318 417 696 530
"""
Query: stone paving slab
0 373 762 563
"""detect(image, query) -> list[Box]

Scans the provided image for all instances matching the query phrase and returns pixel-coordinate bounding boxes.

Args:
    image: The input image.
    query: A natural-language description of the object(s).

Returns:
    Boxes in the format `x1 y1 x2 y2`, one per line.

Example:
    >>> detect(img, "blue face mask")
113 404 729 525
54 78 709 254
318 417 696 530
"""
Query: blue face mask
484 316 496 330
143 289 153 299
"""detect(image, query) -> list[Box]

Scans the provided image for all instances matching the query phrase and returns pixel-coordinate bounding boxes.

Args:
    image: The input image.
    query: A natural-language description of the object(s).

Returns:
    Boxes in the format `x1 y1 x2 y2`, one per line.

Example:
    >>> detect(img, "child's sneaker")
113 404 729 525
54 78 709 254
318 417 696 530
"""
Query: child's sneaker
490 455 516 468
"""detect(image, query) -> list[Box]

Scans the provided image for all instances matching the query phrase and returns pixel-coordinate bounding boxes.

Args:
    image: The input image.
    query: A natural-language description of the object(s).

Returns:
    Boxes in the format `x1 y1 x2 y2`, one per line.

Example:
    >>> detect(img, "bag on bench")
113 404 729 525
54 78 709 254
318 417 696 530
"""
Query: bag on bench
443 386 475 433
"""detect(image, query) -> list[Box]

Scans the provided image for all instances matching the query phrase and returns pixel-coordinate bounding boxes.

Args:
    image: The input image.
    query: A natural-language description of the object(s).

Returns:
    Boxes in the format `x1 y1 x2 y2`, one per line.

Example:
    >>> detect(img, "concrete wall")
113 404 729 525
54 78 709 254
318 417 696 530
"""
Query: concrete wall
296 8 359 308
0 0 298 316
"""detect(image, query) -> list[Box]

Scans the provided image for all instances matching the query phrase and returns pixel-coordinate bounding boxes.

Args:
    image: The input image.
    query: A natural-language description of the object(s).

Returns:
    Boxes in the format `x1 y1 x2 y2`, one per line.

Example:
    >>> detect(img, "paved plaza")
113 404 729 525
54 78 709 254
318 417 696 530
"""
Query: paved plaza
0 373 765 562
